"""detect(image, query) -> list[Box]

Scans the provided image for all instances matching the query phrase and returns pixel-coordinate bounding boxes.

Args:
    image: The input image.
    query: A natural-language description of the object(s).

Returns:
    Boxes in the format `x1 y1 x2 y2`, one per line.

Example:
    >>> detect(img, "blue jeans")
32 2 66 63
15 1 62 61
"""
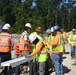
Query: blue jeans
70 46 75 57
52 53 63 75
73 46 76 64
71 46 76 64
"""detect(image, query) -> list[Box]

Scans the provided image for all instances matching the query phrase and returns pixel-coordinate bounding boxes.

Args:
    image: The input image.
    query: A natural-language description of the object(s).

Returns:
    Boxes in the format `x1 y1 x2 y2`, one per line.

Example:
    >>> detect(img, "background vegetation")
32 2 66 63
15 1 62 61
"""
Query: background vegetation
0 0 76 33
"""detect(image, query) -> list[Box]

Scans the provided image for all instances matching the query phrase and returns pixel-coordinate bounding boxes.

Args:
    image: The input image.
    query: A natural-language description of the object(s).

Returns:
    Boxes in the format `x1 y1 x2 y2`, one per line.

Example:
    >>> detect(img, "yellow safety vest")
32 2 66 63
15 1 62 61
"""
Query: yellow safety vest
68 34 76 46
52 34 64 53
29 32 44 62
47 35 54 51
35 41 48 62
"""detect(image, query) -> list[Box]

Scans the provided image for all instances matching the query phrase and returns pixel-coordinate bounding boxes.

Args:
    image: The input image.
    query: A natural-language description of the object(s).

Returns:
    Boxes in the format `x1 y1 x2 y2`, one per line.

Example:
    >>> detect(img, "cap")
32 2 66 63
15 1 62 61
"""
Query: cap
53 25 60 31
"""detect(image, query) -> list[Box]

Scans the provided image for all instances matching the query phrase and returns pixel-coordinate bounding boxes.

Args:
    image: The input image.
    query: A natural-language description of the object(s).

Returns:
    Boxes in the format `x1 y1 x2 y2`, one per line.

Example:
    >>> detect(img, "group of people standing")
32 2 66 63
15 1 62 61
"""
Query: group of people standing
19 23 65 75
0 22 76 75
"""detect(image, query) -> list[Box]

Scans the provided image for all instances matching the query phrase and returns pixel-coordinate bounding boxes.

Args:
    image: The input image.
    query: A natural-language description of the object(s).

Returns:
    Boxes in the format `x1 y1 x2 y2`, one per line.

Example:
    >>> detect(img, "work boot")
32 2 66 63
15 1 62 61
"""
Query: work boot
71 56 74 59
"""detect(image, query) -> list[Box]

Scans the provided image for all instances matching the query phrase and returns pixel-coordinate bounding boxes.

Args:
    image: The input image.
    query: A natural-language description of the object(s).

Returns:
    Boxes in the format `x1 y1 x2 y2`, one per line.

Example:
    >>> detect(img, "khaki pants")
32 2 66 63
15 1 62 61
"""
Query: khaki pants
20 50 29 56
20 50 30 72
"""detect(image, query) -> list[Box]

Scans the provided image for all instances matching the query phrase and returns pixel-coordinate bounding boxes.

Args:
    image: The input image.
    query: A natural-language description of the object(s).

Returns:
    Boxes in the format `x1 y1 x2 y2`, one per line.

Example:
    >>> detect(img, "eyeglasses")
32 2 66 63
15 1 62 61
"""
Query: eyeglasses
38 29 42 30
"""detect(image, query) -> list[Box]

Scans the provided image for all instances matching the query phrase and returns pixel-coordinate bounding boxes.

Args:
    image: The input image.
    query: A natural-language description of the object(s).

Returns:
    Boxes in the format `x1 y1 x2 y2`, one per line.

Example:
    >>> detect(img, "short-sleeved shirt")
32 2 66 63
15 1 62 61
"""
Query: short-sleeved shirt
24 31 28 41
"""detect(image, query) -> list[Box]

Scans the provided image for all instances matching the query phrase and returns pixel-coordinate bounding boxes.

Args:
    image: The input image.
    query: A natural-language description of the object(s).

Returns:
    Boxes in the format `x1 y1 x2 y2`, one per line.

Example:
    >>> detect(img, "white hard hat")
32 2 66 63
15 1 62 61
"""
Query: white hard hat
2 23 11 29
50 27 54 32
29 33 37 43
72 28 76 32
25 23 32 29
46 29 51 34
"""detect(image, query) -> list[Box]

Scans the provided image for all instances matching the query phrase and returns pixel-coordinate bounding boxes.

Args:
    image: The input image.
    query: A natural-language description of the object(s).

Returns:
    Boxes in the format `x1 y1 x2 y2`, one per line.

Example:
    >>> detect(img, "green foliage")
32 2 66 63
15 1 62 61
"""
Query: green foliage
70 7 76 29
0 0 76 33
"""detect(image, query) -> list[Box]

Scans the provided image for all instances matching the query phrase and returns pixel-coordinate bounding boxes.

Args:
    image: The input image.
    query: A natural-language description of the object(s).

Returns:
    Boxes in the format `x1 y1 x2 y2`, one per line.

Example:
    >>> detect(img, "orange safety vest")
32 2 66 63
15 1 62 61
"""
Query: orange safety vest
0 32 12 52
20 31 30 51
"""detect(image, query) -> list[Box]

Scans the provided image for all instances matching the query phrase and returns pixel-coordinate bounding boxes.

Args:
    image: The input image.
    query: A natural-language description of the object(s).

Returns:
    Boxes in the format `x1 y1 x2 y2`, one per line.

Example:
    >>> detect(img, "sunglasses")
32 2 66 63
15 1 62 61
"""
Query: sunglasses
38 28 42 30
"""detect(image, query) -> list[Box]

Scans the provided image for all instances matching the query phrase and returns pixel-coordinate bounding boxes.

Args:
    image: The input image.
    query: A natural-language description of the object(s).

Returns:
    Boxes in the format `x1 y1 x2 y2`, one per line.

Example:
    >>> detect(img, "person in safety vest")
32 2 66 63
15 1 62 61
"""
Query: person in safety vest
46 27 54 51
28 33 49 75
0 23 13 75
46 27 54 72
44 25 64 75
60 27 67 53
19 23 32 73
30 26 43 53
60 27 67 40
30 26 43 54
68 28 76 65
29 26 44 75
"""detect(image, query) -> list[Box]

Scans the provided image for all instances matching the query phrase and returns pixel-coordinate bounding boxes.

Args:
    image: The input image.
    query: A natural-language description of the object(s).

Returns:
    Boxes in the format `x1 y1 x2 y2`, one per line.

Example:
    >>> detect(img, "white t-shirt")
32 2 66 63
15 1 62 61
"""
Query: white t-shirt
24 31 28 41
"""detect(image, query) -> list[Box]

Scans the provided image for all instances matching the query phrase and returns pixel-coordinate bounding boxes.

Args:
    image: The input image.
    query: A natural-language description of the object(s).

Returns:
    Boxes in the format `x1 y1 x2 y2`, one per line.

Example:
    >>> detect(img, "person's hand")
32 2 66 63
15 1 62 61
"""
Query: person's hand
45 45 49 49
25 55 31 58
43 40 48 44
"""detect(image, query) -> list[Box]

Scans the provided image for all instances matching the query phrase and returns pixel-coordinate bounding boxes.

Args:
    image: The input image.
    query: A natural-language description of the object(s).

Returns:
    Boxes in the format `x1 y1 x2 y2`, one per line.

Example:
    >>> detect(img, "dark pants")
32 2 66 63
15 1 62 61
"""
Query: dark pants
47 53 54 71
0 52 11 75
28 60 38 75
38 61 50 75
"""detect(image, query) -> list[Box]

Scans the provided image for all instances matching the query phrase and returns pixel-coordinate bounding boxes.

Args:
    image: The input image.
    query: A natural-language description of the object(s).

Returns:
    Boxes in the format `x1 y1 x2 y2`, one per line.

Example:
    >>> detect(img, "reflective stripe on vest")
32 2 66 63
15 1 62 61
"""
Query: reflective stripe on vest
40 51 48 54
0 44 11 47
20 44 30 46
20 44 25 46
